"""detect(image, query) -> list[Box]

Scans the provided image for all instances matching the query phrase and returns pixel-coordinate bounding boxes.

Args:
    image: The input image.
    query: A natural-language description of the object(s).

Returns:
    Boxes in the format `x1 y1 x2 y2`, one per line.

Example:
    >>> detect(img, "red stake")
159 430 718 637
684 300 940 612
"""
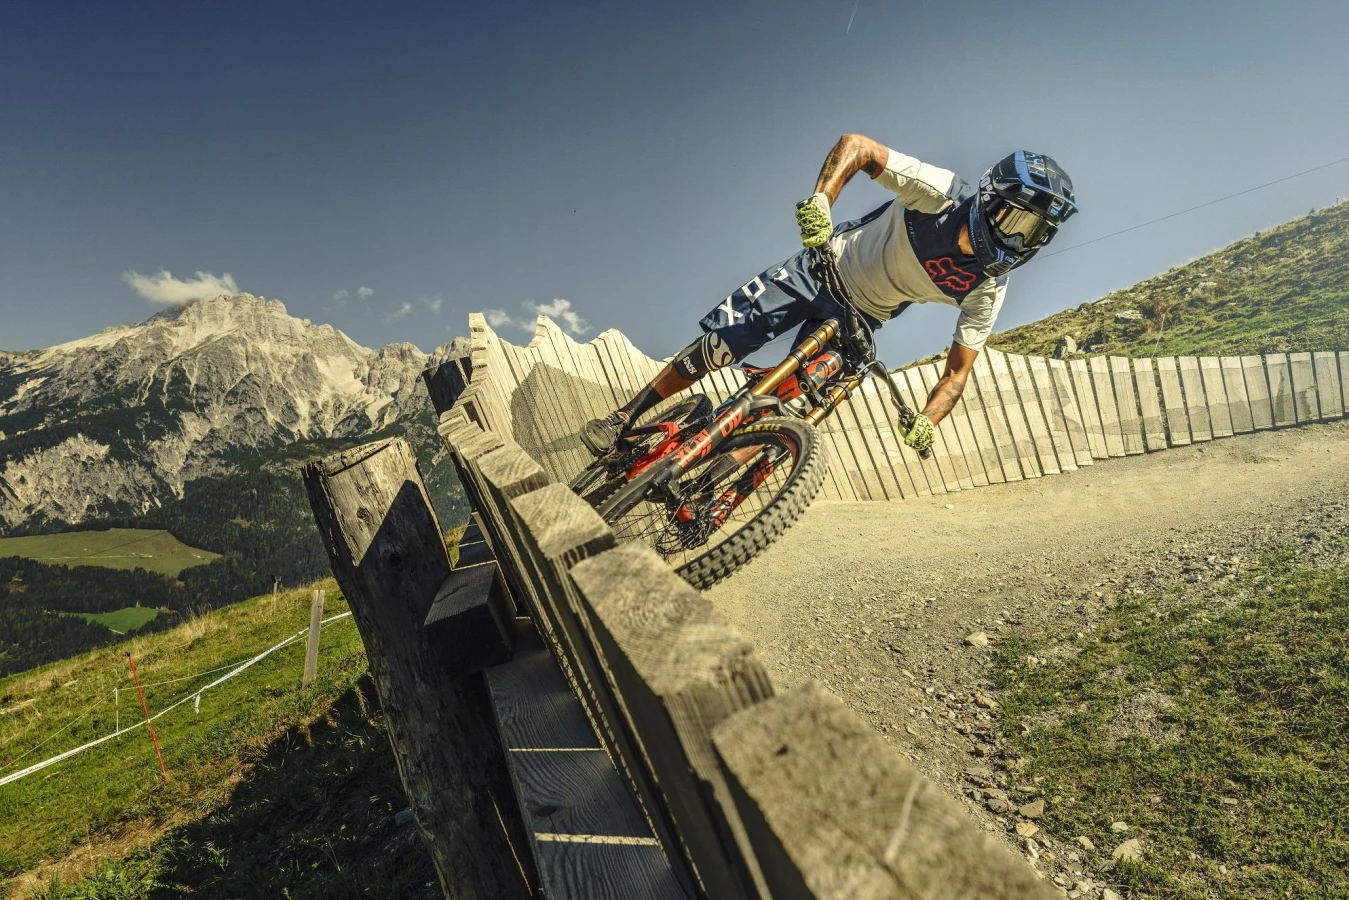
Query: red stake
126 652 169 783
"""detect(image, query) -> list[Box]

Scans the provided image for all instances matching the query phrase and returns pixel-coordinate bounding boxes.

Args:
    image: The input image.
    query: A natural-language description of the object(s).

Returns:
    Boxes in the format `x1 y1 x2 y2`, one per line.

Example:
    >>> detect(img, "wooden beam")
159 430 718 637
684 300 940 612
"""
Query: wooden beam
1241 355 1274 430
302 437 534 900
569 541 775 900
424 563 517 679
1221 356 1254 434
1132 358 1168 451
1155 357 1190 446
711 682 1058 900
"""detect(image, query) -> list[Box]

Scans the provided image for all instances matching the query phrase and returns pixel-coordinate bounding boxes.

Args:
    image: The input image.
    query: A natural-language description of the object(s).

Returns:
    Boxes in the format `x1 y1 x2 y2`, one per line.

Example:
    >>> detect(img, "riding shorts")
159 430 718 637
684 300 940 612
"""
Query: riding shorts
697 246 884 362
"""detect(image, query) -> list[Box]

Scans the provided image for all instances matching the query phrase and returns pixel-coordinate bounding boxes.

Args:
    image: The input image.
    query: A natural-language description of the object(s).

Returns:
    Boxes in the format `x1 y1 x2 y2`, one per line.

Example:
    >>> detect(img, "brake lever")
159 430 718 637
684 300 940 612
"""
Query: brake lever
870 361 933 461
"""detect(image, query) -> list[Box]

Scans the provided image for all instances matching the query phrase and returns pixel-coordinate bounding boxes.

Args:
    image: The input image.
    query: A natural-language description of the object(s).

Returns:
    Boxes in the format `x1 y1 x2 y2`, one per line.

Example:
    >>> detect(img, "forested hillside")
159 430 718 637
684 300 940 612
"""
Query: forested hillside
989 200 1349 358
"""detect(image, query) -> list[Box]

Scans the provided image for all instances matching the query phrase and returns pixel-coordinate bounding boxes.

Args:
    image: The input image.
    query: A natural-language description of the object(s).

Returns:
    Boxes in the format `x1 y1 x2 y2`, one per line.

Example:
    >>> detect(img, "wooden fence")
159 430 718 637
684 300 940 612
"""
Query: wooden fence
444 313 1349 500
408 363 1060 899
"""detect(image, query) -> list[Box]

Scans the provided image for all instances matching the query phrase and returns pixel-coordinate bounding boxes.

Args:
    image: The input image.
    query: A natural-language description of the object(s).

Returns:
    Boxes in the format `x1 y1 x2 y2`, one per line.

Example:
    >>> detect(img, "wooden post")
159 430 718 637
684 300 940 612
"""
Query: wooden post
302 589 324 687
303 437 535 900
126 653 169 783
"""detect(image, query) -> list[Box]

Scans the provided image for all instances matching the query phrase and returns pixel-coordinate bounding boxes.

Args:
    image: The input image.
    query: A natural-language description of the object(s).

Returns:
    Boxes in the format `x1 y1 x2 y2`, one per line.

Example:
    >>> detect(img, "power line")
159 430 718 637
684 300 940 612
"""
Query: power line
1039 154 1349 261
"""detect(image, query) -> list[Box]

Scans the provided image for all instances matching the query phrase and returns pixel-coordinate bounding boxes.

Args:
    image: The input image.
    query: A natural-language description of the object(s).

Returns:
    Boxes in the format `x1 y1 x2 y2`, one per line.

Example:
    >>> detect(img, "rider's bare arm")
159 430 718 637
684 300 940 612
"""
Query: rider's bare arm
813 134 889 205
921 343 979 425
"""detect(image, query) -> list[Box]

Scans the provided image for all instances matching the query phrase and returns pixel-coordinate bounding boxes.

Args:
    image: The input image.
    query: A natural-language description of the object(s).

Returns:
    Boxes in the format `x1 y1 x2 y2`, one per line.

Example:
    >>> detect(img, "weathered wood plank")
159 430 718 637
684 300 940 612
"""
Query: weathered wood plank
424 563 517 679
303 438 534 899
1313 351 1344 420
856 378 921 498
1242 355 1274 431
549 526 772 898
957 365 1008 482
972 356 1023 480
1047 358 1093 467
1132 358 1168 451
1266 353 1296 427
486 621 685 900
1069 358 1107 459
1178 356 1212 441
1109 356 1145 455
833 390 892 501
1089 356 1125 457
1288 351 1320 422
1155 357 1190 446
1028 356 1076 471
986 351 1042 476
1007 354 1062 474
1221 357 1254 434
711 682 1057 900
1341 352 1349 415
843 379 904 500
1200 357 1233 438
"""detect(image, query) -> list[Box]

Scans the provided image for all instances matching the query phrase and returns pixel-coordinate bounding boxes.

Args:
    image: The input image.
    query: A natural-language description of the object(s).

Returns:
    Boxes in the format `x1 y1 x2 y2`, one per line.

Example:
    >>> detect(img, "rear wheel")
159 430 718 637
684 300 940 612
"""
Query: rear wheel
569 395 713 509
597 417 826 590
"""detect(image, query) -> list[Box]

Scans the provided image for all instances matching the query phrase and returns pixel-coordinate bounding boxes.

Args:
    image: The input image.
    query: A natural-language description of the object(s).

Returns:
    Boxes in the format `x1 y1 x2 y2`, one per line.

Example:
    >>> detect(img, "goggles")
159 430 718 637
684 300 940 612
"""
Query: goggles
990 201 1056 252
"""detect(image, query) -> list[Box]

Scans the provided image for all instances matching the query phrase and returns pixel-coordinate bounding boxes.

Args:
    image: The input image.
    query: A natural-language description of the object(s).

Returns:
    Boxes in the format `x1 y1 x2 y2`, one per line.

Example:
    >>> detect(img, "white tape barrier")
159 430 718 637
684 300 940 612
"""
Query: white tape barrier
0 612 353 789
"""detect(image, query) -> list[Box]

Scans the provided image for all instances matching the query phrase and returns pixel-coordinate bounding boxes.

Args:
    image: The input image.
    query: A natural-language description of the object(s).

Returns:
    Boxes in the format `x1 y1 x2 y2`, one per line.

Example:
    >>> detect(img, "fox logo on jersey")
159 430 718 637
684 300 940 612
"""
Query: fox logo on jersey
924 257 977 293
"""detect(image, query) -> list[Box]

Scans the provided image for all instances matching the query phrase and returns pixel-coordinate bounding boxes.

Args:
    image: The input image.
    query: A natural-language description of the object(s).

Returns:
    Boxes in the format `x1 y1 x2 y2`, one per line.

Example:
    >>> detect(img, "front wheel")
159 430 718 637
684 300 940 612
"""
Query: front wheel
597 417 827 590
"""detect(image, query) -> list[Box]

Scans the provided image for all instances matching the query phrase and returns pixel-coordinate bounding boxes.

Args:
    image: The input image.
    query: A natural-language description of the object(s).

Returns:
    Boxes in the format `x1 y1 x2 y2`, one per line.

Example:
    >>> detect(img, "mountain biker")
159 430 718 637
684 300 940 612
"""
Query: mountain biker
579 135 1077 457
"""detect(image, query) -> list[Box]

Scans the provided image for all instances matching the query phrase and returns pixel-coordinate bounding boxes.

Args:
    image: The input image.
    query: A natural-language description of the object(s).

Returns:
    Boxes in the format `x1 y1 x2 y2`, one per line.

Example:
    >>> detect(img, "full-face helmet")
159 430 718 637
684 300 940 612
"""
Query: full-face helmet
968 151 1077 276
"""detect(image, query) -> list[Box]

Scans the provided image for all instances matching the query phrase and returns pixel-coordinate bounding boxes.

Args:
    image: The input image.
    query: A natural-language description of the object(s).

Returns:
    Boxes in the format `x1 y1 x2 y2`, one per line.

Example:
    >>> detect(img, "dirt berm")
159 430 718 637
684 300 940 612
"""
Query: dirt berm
707 419 1349 887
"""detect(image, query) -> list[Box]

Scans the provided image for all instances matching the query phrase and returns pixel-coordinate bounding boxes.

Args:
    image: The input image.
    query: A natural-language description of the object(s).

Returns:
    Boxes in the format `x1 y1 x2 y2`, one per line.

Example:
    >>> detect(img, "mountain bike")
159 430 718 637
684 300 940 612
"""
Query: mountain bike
569 246 929 589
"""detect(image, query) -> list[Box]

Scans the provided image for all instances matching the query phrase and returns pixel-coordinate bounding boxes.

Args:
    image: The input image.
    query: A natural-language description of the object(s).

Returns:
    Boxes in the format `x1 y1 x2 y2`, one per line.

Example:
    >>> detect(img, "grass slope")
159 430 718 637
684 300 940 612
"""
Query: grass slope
67 608 160 634
989 200 1349 358
0 581 435 899
0 530 218 578
991 550 1349 899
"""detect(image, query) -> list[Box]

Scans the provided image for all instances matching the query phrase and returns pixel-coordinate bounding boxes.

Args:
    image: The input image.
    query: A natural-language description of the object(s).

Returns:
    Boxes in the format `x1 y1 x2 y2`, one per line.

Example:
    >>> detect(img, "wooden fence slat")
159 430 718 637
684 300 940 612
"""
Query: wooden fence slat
1242 355 1274 431
973 355 1023 480
1200 357 1234 438
1221 357 1254 434
957 366 1008 482
987 351 1042 476
901 367 954 491
1288 351 1320 422
1109 356 1145 455
1313 351 1344 420
1088 356 1125 457
1266 353 1296 427
568 541 779 900
1028 356 1076 471
1068 358 1107 459
1007 354 1062 474
1131 358 1168 451
847 377 908 500
710 682 1058 900
1341 352 1349 415
1178 356 1212 442
820 415 870 500
1154 357 1193 450
1047 358 1094 467
833 384 893 501
918 363 976 488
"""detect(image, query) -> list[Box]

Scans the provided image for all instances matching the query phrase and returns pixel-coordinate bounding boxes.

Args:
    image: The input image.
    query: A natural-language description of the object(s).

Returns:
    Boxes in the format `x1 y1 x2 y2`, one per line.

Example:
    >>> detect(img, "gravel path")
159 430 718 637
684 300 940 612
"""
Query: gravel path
707 418 1349 893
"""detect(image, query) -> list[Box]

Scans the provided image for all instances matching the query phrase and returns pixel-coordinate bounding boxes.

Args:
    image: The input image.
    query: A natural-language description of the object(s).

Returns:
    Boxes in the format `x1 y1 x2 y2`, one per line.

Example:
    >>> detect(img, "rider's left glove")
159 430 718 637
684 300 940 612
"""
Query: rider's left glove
795 192 833 248
902 413 935 453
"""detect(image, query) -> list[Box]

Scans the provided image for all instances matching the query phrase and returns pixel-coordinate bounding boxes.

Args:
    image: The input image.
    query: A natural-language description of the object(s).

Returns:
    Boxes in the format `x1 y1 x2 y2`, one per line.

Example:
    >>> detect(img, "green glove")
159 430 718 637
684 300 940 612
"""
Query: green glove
795 192 833 248
903 413 935 452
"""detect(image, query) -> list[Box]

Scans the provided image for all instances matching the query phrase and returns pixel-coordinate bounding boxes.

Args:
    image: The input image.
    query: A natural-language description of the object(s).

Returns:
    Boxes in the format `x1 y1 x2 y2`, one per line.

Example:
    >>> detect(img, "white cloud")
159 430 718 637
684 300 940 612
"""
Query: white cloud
419 294 444 314
485 298 590 336
123 269 239 305
357 286 374 300
332 288 350 302
386 301 413 322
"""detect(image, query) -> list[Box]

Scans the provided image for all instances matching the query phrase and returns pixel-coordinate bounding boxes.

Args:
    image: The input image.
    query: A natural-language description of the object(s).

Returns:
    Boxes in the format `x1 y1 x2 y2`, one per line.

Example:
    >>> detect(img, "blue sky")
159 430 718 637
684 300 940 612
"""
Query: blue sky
3 0 1348 365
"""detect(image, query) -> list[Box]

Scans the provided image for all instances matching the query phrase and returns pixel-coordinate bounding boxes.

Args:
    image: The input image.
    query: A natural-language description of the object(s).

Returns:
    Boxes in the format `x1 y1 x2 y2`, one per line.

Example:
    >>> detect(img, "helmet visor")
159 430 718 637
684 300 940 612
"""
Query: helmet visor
991 202 1055 252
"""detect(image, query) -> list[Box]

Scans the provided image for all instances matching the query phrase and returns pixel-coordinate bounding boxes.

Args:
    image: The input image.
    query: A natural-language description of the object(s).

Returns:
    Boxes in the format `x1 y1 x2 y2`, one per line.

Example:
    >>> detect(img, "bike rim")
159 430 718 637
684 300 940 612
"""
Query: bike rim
604 426 804 570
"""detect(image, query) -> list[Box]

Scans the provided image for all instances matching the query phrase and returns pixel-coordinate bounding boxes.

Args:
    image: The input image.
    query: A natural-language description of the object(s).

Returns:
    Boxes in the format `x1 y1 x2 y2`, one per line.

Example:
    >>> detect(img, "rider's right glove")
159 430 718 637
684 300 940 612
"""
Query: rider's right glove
795 192 833 248
902 413 935 453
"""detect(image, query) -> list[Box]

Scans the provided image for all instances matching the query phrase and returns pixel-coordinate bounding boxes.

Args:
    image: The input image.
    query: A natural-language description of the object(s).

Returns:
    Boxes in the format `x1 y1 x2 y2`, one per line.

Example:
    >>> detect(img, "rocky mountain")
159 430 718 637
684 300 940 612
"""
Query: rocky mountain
0 294 467 532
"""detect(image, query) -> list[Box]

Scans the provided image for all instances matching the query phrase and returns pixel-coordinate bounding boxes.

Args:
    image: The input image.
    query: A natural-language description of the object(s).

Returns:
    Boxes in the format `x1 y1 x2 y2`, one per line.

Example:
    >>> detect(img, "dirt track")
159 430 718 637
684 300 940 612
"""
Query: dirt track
707 419 1349 881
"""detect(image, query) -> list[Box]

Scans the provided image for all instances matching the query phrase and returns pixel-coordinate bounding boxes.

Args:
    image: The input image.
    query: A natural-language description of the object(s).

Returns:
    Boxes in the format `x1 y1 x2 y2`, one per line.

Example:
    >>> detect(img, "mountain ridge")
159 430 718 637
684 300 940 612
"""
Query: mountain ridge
0 293 467 531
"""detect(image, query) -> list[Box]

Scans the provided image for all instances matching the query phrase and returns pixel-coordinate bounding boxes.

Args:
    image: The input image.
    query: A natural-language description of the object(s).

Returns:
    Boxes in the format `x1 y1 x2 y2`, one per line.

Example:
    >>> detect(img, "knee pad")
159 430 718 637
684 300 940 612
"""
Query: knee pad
672 333 735 381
